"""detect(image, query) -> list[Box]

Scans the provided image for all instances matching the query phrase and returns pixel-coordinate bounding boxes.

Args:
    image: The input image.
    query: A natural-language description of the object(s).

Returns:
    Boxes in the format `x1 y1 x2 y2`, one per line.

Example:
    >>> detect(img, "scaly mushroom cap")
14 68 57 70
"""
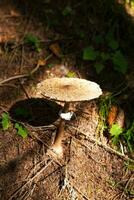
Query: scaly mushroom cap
37 78 102 102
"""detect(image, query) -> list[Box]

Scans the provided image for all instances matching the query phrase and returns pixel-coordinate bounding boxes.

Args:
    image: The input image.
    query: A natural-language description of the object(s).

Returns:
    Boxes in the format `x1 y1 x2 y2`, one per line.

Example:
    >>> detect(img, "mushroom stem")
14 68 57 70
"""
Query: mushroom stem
51 102 70 154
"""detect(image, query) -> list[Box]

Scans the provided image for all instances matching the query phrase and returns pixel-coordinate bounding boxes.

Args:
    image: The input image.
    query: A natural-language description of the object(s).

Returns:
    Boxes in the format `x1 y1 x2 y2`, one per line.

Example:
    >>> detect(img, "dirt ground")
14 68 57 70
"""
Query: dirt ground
0 1 134 200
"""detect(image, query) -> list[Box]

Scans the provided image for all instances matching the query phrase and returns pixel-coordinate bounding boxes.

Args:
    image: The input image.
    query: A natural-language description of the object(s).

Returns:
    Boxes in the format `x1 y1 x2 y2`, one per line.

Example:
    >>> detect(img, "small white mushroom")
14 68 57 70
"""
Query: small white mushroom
60 111 74 121
40 78 102 156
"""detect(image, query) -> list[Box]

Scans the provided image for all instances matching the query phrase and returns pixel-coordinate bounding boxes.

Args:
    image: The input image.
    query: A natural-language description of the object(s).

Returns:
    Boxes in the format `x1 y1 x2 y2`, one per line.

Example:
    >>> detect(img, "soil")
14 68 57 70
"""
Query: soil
0 1 134 200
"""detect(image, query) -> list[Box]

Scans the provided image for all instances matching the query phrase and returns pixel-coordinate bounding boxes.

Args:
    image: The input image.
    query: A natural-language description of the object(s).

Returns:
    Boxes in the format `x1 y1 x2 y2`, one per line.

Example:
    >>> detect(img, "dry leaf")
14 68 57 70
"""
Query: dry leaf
115 108 125 128
49 43 62 58
0 34 8 43
0 47 3 55
10 10 21 17
38 59 46 66
107 105 118 126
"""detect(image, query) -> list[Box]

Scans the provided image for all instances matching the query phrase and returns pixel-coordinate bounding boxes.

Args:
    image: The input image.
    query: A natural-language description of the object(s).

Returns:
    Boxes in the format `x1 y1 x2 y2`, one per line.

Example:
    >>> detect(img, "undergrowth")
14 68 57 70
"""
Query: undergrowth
82 31 128 74
0 112 28 138
97 93 134 154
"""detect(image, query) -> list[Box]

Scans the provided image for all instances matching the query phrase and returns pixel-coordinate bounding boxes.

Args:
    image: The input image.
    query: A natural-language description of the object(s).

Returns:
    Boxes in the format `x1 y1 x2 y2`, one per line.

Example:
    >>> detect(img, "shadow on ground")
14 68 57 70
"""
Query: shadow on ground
12 0 134 91
0 1 134 199
9 98 62 126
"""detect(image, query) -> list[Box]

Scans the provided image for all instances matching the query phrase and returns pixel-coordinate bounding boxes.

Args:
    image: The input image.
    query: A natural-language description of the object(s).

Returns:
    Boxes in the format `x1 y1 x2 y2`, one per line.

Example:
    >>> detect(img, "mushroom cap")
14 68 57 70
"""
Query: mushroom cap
37 78 102 102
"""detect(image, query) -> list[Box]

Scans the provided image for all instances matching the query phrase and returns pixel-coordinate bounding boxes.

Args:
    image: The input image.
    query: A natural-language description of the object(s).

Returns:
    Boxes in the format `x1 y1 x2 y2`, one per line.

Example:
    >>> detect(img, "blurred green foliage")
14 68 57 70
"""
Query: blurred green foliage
82 32 128 74
0 112 28 139
24 33 41 52
1 113 10 130
15 123 28 139
98 95 134 152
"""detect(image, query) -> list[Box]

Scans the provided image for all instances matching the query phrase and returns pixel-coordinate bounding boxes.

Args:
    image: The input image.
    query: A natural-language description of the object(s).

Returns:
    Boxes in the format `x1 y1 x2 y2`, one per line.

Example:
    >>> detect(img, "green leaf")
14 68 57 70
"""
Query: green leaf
108 39 119 50
106 31 119 50
24 33 39 46
66 71 76 78
129 190 134 195
83 46 99 61
110 124 123 137
124 122 134 152
47 63 54 68
1 113 10 130
94 35 104 44
100 52 110 61
110 123 123 145
15 123 28 138
112 50 128 74
125 129 134 141
94 63 105 74
124 161 134 170
78 31 85 39
24 33 41 52
62 6 73 16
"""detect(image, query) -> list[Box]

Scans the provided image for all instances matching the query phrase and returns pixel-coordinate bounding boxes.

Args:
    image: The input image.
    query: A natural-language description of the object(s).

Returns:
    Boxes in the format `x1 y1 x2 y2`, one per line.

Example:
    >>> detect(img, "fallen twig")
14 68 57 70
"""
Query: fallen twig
18 80 30 98
71 138 106 166
0 54 52 86
68 125 134 164
69 180 90 200
120 174 134 199
28 131 65 166
26 157 46 180
0 84 17 88
0 74 29 85
9 160 53 200
58 165 89 200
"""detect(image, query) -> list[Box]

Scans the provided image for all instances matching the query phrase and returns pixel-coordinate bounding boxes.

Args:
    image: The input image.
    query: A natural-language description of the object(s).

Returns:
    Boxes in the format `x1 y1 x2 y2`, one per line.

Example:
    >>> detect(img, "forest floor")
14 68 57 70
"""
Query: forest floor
0 1 134 200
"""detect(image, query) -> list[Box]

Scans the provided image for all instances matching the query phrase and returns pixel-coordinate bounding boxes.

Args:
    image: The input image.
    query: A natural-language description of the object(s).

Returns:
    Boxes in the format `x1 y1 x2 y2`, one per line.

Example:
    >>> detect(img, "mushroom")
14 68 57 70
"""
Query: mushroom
40 78 102 155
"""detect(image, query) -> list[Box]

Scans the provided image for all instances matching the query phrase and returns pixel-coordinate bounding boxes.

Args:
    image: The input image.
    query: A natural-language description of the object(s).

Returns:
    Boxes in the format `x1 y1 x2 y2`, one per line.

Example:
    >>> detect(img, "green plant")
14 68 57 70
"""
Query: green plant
94 63 105 74
125 189 134 196
96 94 113 137
24 33 41 52
124 121 134 152
66 71 76 78
112 50 128 74
62 5 73 16
109 120 134 151
110 123 123 145
105 31 119 50
0 112 28 139
107 177 116 187
47 63 54 68
98 95 134 152
82 32 128 74
83 46 99 61
124 161 134 170
15 123 28 138
1 112 10 130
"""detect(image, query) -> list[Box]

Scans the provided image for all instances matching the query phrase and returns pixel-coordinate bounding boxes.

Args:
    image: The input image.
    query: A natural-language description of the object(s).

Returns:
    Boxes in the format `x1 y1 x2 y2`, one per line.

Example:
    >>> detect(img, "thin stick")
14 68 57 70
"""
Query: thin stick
8 160 53 200
68 125 134 164
69 181 90 200
28 131 64 166
71 138 106 165
26 156 47 180
0 54 52 86
0 84 17 88
18 80 30 99
120 175 134 199
0 74 29 85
